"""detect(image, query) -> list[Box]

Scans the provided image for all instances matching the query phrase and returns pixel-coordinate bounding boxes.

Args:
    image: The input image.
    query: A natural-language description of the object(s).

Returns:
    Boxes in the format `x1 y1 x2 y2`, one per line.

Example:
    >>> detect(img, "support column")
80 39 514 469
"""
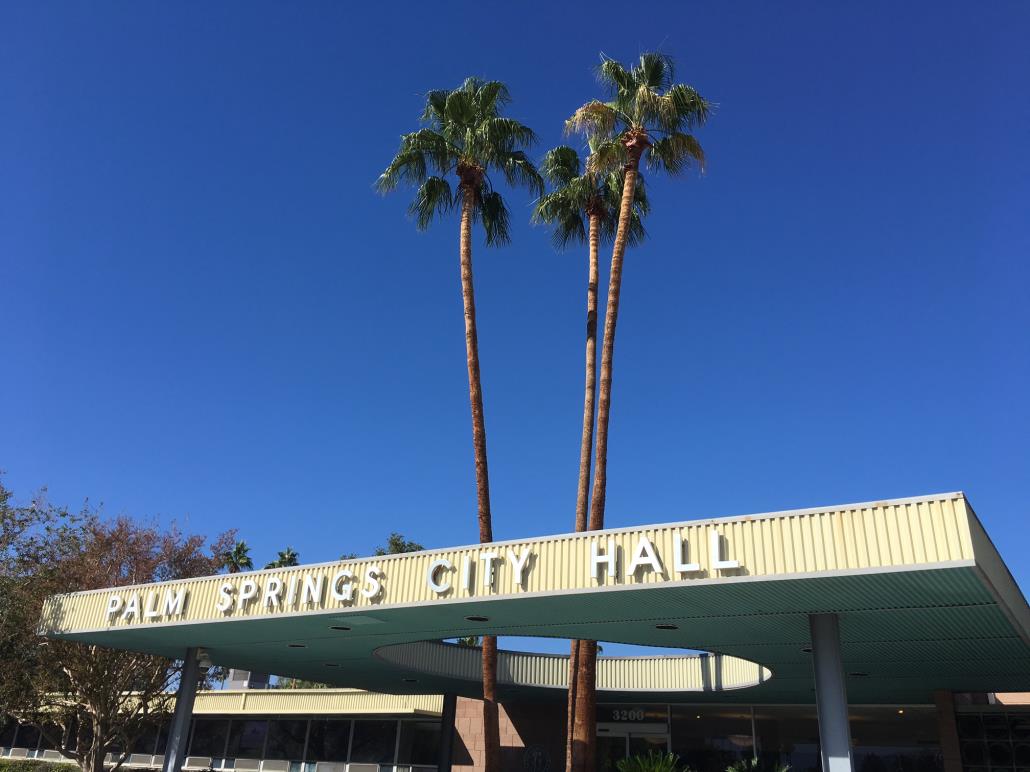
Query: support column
162 648 202 772
437 693 457 772
436 695 457 772
809 614 853 772
934 690 962 772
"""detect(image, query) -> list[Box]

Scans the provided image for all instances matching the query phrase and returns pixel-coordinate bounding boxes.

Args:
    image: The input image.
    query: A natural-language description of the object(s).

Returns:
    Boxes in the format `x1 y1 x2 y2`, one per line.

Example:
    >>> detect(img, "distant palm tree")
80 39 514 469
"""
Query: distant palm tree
378 77 543 772
533 145 648 770
221 540 253 574
565 52 710 772
264 546 299 569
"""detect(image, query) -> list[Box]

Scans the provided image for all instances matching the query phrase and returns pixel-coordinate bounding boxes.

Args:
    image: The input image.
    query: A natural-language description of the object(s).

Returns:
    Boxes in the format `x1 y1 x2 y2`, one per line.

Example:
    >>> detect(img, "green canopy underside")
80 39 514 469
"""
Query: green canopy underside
53 566 1030 704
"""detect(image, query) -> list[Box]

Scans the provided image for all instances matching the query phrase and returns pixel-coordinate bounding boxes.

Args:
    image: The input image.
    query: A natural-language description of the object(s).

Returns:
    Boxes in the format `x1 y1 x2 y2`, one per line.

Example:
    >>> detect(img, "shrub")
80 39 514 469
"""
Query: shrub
726 759 791 772
0 760 77 772
616 751 684 772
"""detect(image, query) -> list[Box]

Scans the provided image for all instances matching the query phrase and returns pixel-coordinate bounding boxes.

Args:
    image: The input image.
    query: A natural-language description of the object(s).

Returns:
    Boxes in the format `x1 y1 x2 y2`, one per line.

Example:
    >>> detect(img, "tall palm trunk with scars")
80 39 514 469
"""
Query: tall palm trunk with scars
458 172 501 772
566 207 601 771
571 130 648 772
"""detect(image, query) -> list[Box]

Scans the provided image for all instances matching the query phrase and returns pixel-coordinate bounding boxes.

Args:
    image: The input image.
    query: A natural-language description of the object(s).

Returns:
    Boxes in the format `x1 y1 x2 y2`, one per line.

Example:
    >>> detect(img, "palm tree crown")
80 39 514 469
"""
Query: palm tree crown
264 546 299 569
221 540 253 574
533 145 649 250
567 53 710 173
377 77 544 243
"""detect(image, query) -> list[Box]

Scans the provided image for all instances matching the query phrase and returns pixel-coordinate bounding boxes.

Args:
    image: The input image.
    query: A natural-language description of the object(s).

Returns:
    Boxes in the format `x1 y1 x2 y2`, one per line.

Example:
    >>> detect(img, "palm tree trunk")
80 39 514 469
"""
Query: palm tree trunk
571 156 643 772
567 210 600 771
576 209 600 533
459 182 501 772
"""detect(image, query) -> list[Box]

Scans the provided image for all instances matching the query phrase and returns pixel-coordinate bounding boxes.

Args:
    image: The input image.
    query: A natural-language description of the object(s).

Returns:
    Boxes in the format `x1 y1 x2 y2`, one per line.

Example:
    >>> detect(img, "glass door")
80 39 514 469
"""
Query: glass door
596 728 670 772
627 732 669 758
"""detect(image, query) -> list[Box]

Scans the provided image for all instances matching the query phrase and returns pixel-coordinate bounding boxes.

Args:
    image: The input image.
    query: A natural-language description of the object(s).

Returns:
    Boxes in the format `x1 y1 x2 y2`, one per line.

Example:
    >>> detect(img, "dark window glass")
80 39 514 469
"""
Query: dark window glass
190 719 230 758
396 721 440 766
850 707 942 772
227 720 268 760
753 706 820 772
16 724 41 752
0 718 17 747
266 720 309 761
306 720 350 763
156 722 170 756
38 724 61 751
133 722 162 755
671 707 753 772
350 720 397 764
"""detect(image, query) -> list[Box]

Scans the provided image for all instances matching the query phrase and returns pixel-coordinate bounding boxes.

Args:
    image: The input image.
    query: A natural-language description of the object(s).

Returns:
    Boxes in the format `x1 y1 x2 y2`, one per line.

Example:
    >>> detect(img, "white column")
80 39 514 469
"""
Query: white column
162 648 202 772
809 614 853 772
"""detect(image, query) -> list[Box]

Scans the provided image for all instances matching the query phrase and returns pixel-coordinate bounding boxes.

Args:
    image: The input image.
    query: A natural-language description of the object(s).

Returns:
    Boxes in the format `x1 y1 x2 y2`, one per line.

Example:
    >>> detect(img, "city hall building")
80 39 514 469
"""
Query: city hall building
13 493 1030 772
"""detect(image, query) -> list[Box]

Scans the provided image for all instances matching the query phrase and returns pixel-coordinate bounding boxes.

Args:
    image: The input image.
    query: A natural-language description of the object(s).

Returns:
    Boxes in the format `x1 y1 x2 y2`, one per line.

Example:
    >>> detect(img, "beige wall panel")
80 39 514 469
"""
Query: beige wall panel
41 493 976 635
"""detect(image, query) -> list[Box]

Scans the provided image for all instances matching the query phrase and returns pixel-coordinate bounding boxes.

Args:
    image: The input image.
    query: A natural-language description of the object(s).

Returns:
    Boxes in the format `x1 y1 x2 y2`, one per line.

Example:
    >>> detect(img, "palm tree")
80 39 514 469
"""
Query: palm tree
533 145 648 771
220 540 253 574
377 77 543 772
565 52 710 772
264 546 299 569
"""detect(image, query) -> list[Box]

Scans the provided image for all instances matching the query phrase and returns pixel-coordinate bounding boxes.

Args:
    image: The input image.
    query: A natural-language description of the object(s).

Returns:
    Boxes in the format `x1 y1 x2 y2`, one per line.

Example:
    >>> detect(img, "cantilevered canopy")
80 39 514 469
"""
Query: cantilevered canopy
41 493 1030 703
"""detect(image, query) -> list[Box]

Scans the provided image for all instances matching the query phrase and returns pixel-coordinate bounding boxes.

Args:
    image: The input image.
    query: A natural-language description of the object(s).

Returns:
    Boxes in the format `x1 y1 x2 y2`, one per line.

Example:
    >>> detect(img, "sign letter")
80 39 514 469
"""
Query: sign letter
506 548 531 586
427 559 453 594
360 565 382 599
331 571 354 602
627 536 664 576
673 533 701 574
710 530 739 570
216 582 235 612
591 539 618 581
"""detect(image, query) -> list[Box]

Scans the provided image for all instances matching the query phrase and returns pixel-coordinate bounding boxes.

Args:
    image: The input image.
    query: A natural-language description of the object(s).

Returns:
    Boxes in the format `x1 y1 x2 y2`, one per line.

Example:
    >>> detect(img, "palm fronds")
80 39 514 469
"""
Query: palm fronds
568 52 712 175
379 78 540 246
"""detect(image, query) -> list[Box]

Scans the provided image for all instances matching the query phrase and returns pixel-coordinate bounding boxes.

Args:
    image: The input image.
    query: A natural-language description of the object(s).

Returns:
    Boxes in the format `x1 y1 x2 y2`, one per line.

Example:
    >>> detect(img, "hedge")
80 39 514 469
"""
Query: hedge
0 760 78 772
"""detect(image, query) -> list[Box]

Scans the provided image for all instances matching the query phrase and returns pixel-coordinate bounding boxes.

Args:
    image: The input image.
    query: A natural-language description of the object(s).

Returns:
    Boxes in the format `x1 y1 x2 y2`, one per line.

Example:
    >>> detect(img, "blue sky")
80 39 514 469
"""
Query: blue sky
2 0 1028 615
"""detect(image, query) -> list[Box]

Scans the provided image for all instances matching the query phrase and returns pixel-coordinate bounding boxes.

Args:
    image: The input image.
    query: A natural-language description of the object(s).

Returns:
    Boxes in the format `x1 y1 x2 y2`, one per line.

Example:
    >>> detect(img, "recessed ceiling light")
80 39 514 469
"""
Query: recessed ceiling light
464 615 489 622
655 623 678 630
287 643 307 648
897 709 904 715
329 625 351 631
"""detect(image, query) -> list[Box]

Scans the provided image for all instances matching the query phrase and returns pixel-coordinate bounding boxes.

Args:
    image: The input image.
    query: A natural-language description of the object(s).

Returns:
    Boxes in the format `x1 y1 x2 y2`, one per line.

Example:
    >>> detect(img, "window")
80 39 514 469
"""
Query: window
0 718 17 747
226 720 268 760
671 707 753 772
132 721 163 755
753 706 819 772
850 706 941 772
397 722 440 766
265 720 309 761
190 719 230 759
306 720 350 763
349 720 397 764
16 725 41 754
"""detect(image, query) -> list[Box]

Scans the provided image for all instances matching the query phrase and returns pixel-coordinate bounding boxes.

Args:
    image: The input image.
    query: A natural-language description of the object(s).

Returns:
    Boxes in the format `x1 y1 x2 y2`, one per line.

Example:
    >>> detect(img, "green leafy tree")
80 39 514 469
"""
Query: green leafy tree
378 77 543 772
340 532 423 561
374 532 424 555
275 677 329 689
264 546 299 569
221 539 253 573
565 52 710 772
533 147 648 771
0 478 232 772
